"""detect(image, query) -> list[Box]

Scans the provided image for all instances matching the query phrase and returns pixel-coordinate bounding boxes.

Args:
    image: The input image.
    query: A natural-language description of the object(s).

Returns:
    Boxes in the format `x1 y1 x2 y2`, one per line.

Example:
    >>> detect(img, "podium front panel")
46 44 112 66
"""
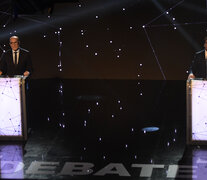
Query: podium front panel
0 77 27 140
187 79 207 144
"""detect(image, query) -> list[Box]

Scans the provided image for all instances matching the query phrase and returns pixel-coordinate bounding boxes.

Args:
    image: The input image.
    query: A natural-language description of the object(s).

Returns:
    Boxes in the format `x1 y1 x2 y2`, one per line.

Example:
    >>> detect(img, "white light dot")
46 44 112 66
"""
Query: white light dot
58 31 60 34
118 100 121 104
119 49 122 51
96 102 99 106
86 45 89 48
81 30 84 32
88 109 91 113
123 8 125 11
135 155 137 159
131 128 134 132
3 25 6 28
173 138 176 142
81 33 84 35
103 156 106 159
144 130 146 134
99 137 102 141
166 11 169 14
140 64 143 67
78 4 81 7
174 27 177 30
130 26 133 29
142 25 145 28
125 144 128 148
96 15 99 19
173 18 175 20
43 35 46 38
138 82 141 85
112 114 114 118
3 50 5 53
117 55 120 58
186 71 188 73
59 27 62 31
138 74 140 77
95 52 98 56
83 147 86 151
175 129 177 133
110 40 113 44
48 15 50 18
3 45 6 47
167 142 170 146
14 30 16 33
120 107 123 110
47 117 50 121
140 93 143 96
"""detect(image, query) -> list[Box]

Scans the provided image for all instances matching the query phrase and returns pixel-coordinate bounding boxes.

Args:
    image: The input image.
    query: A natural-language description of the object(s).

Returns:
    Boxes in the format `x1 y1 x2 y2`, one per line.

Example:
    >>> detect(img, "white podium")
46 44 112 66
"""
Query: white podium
187 79 207 144
0 76 27 141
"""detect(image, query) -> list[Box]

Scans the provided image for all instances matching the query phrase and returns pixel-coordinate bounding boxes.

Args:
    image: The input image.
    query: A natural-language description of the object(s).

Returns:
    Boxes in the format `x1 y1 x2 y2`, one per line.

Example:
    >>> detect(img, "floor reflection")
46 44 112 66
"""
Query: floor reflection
0 144 24 179
0 79 197 179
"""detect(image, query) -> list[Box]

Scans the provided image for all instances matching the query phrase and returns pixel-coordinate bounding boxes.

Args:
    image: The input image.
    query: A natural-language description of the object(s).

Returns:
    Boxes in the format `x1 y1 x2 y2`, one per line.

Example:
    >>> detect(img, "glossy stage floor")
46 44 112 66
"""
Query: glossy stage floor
0 79 205 180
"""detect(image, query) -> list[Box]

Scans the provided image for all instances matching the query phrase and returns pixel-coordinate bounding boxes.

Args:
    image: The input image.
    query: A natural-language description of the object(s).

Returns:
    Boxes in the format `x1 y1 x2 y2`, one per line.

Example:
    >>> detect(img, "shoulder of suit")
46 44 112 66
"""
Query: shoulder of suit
195 49 205 55
4 49 12 54
19 48 30 53
1 49 12 57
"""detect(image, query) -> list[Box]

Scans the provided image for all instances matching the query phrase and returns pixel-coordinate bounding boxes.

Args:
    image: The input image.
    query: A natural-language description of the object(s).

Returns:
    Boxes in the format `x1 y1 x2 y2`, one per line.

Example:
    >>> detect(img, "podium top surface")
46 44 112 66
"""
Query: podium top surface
0 75 26 79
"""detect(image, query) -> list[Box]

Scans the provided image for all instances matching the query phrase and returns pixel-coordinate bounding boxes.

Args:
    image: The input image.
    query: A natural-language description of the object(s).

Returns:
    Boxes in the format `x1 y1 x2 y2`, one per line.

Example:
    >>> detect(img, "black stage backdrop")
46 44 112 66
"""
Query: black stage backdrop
0 0 206 80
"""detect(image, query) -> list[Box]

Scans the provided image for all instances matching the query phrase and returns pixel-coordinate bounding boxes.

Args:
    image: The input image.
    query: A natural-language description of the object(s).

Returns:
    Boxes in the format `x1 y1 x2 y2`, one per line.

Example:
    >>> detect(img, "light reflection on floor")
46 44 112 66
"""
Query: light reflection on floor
0 144 23 179
0 79 206 179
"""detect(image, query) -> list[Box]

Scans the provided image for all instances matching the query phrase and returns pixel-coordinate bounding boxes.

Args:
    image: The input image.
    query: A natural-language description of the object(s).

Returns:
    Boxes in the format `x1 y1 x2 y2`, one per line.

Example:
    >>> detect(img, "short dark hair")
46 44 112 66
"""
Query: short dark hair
204 36 207 43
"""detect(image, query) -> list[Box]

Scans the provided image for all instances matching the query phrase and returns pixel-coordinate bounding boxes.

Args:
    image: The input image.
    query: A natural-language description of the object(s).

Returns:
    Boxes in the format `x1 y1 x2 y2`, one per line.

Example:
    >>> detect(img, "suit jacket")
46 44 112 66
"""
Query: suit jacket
0 48 33 76
190 49 207 78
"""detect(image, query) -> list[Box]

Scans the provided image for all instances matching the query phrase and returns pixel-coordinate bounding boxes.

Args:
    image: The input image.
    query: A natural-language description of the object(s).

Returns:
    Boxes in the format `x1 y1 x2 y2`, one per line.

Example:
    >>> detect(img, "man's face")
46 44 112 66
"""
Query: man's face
204 40 207 50
9 38 19 51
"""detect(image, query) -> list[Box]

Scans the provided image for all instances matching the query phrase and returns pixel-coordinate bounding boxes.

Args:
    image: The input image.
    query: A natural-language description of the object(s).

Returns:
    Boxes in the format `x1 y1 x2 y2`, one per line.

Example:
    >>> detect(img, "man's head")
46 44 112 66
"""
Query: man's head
9 36 20 51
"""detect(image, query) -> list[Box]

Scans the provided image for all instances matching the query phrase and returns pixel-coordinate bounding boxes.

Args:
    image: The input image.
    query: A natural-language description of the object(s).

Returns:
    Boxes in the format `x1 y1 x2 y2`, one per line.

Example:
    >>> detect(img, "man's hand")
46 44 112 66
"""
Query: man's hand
23 71 30 77
188 73 195 80
0 71 2 76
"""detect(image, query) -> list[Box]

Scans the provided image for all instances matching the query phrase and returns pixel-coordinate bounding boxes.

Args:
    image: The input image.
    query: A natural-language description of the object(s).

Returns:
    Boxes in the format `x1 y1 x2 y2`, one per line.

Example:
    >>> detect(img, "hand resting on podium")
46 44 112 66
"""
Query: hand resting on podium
188 73 195 80
0 70 30 77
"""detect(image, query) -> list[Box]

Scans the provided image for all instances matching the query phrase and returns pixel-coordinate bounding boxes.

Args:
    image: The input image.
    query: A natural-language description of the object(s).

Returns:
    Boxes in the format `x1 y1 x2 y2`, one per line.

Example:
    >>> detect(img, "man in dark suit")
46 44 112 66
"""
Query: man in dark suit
0 36 33 76
188 37 207 79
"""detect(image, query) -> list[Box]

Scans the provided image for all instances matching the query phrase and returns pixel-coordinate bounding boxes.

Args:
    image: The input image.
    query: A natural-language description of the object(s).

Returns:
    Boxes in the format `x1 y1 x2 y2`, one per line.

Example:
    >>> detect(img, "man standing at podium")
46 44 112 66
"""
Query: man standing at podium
188 37 207 79
0 36 33 76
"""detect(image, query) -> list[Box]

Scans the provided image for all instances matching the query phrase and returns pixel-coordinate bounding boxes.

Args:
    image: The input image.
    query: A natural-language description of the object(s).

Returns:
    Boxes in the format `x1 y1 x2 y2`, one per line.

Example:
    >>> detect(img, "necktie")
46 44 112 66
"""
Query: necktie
14 51 17 65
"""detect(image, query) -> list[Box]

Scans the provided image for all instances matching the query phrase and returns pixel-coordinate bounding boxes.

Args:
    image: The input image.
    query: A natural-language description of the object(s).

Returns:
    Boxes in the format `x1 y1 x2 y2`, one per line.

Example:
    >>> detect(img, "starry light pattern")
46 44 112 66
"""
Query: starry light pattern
189 80 207 142
0 78 22 136
0 1 205 80
0 0 204 158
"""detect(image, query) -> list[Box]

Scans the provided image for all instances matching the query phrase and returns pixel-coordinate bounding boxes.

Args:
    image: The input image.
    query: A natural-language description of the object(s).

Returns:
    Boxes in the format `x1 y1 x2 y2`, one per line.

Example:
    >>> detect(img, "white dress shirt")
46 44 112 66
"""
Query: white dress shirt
12 49 20 64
